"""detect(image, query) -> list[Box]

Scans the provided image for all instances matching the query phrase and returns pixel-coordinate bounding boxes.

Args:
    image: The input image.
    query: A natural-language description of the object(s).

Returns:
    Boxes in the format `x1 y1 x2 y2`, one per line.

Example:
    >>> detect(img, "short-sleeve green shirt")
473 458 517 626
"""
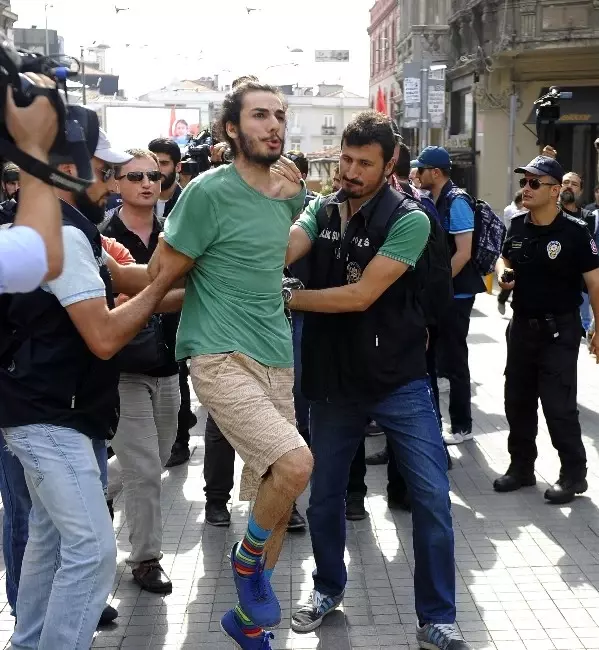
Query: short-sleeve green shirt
163 165 306 367
296 195 430 267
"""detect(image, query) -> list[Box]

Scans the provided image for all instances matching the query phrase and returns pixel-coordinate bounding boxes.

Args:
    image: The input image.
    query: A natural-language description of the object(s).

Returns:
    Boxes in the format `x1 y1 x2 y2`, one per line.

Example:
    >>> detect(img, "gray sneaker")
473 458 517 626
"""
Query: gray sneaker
291 589 344 633
417 623 471 649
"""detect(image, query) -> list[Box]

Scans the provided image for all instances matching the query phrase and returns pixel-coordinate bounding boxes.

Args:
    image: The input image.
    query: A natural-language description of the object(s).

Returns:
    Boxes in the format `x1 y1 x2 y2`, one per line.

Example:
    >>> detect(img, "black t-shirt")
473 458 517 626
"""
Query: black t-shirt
101 210 179 377
502 210 599 317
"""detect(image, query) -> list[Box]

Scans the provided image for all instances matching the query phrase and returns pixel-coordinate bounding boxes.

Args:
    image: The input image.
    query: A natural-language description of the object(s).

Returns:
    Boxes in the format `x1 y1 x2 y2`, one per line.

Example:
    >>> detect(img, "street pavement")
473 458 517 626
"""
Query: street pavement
2 292 599 649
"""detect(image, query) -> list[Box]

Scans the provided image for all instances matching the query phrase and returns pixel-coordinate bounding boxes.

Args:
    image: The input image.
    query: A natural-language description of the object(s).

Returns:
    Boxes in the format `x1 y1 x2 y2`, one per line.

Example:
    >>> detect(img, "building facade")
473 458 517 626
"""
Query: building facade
0 0 17 37
396 0 451 148
13 27 62 56
368 0 401 116
447 0 599 211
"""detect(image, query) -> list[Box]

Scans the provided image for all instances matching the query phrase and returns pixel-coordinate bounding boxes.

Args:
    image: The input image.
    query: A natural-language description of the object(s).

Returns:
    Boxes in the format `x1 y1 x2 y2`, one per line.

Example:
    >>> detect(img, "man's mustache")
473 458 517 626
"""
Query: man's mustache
343 176 363 187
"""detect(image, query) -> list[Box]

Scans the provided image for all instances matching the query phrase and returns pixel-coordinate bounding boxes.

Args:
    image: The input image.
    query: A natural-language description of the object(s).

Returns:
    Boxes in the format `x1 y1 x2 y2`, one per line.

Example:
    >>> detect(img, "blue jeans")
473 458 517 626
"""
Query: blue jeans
581 292 592 332
0 434 109 618
1 425 116 649
307 378 456 625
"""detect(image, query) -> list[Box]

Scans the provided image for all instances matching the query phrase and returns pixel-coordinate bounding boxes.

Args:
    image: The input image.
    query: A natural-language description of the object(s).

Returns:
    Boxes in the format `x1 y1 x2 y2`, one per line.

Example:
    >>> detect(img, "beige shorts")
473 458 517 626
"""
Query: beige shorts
190 352 307 500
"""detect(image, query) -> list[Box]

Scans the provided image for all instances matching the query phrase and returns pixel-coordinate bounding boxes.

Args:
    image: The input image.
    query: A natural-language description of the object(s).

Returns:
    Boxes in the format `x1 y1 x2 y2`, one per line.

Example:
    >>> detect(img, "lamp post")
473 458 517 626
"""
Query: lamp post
44 3 53 56
80 46 86 105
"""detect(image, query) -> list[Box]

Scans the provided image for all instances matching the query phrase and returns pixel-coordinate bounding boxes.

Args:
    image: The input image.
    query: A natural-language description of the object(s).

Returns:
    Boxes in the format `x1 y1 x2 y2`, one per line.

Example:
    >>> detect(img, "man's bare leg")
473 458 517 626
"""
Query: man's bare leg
263 505 293 570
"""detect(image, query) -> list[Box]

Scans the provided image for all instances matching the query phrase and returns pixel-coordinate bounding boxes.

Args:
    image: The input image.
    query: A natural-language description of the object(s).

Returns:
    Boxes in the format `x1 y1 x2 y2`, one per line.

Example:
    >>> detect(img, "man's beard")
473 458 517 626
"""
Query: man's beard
75 191 106 225
342 172 385 199
238 130 284 168
161 170 177 190
560 189 577 206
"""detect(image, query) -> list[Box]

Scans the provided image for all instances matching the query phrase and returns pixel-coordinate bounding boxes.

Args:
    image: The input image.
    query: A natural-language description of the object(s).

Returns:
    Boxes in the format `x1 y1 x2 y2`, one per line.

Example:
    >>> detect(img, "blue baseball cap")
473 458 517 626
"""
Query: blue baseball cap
410 146 451 170
514 156 564 184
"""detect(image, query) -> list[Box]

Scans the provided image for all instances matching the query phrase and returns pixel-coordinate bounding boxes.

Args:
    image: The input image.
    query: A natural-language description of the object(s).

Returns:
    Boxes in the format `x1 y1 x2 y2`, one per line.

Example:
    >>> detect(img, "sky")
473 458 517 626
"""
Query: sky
12 0 373 99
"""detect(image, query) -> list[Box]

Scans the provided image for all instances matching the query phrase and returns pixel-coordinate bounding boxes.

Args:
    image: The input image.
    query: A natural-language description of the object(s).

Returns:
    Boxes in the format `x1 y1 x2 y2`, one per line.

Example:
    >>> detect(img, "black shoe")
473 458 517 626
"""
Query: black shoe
544 476 588 504
388 493 411 512
493 471 536 493
107 498 114 521
187 412 198 429
165 443 190 468
98 604 118 627
205 501 231 527
365 448 388 465
132 560 172 594
287 503 306 531
345 494 368 521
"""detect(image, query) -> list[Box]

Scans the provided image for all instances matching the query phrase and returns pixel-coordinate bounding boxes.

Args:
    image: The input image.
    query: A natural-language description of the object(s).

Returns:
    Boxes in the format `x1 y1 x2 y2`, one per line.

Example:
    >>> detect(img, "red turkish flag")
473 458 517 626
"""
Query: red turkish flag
375 87 387 114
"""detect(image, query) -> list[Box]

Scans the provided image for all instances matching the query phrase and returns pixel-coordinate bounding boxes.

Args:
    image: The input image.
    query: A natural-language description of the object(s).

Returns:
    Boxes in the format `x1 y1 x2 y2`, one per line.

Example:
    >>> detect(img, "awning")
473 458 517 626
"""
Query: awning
525 86 599 125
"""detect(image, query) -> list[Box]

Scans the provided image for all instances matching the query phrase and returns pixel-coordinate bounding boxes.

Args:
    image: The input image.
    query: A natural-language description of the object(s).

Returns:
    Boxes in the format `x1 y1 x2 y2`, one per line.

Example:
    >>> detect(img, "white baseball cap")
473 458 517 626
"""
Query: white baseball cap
94 128 133 165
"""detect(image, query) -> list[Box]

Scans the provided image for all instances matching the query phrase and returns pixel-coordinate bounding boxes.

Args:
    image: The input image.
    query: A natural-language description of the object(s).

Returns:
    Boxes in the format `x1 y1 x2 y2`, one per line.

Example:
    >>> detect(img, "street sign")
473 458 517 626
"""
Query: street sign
402 62 421 128
315 50 350 62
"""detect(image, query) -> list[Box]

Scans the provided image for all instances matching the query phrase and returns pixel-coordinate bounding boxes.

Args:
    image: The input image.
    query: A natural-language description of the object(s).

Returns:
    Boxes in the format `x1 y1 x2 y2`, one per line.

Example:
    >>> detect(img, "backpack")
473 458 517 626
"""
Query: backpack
447 188 506 276
315 187 453 325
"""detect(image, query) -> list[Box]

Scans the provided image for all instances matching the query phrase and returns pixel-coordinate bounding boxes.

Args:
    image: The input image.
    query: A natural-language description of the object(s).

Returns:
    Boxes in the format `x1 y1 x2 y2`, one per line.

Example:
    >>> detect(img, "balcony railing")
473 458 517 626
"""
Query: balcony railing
321 125 337 135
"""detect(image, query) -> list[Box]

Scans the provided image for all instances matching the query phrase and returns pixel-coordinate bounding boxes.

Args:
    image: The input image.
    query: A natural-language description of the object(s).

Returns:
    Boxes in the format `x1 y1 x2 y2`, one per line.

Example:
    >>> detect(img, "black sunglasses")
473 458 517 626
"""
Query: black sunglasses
519 178 558 190
97 167 115 183
116 171 162 183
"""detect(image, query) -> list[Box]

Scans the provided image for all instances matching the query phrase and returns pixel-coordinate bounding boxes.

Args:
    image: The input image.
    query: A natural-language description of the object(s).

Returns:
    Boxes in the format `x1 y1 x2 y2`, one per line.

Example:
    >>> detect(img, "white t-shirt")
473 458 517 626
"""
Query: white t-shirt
155 199 168 219
0 226 48 294
41 225 108 307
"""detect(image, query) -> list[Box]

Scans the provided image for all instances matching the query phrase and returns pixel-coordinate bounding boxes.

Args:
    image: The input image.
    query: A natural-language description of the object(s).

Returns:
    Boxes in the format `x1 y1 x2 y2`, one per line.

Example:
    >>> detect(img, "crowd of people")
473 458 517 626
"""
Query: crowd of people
0 73 598 650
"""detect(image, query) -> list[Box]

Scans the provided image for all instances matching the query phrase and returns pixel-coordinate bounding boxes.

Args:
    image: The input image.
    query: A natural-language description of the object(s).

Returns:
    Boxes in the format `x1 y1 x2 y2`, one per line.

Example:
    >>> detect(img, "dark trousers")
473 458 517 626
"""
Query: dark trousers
307 379 455 623
498 288 512 304
292 313 310 438
204 413 235 504
172 361 192 448
437 297 475 433
504 313 586 478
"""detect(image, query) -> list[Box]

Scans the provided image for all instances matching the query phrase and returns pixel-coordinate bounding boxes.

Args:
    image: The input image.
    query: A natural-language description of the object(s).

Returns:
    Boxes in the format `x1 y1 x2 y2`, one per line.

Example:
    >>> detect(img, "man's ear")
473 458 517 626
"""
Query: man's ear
176 162 182 174
226 121 238 141
385 158 396 179
57 163 77 177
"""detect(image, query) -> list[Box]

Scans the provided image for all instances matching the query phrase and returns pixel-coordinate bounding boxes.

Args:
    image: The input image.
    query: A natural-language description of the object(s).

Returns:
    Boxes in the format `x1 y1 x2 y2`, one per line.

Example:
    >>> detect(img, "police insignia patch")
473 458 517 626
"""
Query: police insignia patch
547 241 561 260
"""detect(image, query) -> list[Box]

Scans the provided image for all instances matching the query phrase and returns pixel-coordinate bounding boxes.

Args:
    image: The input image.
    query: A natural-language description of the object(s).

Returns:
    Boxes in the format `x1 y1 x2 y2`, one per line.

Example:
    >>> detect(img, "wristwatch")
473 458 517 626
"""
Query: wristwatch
282 287 293 305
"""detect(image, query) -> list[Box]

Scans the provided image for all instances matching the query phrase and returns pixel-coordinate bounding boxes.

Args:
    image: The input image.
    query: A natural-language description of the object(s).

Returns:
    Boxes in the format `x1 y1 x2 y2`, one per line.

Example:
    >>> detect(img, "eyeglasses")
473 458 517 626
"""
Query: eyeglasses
519 178 558 190
116 171 162 183
97 167 115 183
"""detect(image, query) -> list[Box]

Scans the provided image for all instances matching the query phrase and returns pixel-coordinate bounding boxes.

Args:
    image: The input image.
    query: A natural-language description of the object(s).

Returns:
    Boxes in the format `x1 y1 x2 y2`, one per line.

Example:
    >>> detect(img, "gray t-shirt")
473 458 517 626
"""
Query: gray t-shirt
42 225 108 306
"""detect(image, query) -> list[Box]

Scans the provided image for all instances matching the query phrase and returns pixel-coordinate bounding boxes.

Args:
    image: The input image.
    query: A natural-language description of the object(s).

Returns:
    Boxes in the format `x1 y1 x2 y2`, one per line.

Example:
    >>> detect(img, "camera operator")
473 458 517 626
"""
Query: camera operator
0 110 181 649
0 80 63 293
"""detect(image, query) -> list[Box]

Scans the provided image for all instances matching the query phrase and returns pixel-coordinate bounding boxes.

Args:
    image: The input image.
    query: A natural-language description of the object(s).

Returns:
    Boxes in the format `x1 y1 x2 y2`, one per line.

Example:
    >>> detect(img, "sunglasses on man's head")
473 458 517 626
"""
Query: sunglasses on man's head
116 171 162 183
519 177 558 190
3 172 19 183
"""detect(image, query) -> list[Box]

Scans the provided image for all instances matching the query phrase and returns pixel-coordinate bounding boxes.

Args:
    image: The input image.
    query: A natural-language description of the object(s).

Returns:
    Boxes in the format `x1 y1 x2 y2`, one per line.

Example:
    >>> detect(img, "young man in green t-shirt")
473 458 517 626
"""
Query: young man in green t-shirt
149 81 313 650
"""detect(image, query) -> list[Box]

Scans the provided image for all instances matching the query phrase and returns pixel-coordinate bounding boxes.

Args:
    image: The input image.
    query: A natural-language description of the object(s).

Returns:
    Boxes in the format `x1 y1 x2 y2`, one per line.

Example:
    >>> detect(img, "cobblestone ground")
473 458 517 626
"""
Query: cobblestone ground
2 292 599 649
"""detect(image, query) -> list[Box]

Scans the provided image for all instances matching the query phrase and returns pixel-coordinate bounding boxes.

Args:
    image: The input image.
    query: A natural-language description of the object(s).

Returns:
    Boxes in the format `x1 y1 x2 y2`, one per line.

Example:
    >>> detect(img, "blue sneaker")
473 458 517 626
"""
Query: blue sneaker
416 623 471 649
230 542 281 629
221 609 274 649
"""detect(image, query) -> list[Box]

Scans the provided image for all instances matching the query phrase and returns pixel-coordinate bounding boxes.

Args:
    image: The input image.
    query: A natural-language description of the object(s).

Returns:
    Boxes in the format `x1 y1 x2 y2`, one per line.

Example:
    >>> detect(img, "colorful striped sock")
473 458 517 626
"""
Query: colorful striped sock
233 514 272 577
233 604 263 638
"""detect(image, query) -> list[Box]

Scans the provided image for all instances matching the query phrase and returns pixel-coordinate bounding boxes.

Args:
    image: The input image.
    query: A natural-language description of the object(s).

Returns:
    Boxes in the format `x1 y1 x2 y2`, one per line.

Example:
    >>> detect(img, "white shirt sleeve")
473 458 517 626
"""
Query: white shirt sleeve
0 225 48 294
43 225 107 307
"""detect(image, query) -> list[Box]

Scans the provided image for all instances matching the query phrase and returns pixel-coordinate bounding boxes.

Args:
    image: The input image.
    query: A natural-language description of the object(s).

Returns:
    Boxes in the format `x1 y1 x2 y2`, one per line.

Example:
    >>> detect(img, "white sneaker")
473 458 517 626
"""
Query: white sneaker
437 377 450 393
443 430 474 445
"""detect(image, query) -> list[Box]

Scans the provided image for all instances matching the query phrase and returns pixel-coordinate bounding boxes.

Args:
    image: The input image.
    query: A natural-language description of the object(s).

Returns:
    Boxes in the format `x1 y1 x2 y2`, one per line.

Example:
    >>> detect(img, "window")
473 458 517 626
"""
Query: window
290 137 302 151
323 139 333 148
324 114 335 127
291 111 300 129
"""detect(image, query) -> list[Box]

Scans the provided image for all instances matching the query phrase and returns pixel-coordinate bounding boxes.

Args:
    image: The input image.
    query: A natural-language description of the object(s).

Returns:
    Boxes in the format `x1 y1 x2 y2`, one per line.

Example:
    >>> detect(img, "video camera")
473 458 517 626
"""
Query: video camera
534 86 572 148
0 33 95 193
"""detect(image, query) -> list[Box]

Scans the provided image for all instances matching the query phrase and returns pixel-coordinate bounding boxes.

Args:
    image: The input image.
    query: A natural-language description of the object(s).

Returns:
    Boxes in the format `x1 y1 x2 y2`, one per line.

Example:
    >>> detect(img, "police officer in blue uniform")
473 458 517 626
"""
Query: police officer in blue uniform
494 156 599 504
